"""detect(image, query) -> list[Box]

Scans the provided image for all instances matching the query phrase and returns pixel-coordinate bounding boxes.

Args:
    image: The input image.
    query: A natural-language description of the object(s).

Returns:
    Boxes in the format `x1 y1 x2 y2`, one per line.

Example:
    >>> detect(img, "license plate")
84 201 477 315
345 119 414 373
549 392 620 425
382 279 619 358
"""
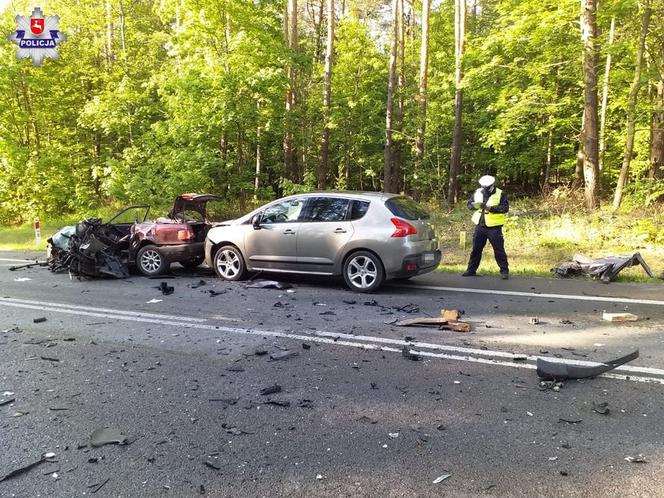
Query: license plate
423 253 435 263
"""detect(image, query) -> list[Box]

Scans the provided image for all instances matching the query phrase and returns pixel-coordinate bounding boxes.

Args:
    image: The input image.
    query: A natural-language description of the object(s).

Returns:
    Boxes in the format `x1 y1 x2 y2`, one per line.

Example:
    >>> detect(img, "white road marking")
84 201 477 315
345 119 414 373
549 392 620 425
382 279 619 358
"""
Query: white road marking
1 297 663 385
398 284 664 307
0 258 38 262
0 297 208 323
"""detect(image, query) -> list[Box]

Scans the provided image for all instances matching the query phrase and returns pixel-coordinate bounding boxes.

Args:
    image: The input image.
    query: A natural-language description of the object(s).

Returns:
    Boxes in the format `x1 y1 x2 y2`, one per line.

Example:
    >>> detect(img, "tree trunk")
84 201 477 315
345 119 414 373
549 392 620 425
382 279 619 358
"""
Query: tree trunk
612 2 651 211
392 0 405 193
255 102 261 193
319 0 334 189
447 0 466 205
598 16 615 171
382 0 399 193
580 0 600 209
649 35 664 179
106 0 113 64
284 0 298 181
415 0 430 169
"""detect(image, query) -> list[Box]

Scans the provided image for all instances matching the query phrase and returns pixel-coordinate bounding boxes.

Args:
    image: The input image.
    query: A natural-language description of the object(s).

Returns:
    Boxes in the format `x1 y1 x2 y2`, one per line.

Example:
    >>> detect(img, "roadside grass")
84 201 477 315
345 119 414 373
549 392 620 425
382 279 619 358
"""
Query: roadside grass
427 198 664 284
1 196 662 284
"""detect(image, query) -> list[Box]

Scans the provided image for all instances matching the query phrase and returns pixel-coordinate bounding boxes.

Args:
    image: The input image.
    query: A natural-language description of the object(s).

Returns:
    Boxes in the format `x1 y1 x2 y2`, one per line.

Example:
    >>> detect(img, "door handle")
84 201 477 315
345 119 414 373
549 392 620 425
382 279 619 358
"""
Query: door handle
283 229 296 235
334 228 347 233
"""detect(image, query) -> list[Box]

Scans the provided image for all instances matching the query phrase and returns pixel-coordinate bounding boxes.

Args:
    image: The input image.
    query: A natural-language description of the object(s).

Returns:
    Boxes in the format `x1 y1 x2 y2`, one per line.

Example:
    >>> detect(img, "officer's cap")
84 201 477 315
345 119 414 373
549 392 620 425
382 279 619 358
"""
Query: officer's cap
478 175 495 187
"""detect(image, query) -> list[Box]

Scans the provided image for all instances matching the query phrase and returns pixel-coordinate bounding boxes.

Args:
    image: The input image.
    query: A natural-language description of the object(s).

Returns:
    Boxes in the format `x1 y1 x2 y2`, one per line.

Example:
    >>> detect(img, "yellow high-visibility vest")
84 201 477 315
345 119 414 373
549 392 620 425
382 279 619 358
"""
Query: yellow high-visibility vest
471 188 507 227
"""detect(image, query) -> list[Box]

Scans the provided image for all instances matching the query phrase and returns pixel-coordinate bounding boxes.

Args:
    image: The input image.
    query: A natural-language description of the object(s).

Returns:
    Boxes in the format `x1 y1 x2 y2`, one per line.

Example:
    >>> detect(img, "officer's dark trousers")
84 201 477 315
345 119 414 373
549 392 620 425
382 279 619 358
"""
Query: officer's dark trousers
467 224 509 274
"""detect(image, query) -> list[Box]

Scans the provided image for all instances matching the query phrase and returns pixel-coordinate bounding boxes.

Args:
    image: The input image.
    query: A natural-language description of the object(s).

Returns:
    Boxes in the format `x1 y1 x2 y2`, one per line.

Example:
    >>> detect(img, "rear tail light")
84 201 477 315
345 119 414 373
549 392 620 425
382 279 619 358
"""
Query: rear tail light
405 263 418 271
390 218 417 238
177 229 194 241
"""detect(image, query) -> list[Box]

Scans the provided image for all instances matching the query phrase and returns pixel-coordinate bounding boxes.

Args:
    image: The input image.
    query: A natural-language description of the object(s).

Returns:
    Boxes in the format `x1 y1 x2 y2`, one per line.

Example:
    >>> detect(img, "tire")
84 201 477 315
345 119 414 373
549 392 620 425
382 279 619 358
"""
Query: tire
213 245 247 281
136 245 169 276
180 257 204 269
343 250 384 293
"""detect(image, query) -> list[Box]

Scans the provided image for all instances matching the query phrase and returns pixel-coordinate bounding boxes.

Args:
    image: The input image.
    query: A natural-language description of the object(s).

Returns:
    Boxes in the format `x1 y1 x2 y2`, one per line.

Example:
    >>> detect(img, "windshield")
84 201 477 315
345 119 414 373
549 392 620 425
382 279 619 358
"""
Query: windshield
108 206 150 224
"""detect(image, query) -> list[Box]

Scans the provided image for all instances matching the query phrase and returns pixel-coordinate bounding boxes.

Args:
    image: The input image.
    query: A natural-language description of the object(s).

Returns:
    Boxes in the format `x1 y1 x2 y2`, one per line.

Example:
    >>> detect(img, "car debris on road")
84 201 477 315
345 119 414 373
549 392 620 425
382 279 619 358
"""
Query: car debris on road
536 350 639 381
551 252 654 283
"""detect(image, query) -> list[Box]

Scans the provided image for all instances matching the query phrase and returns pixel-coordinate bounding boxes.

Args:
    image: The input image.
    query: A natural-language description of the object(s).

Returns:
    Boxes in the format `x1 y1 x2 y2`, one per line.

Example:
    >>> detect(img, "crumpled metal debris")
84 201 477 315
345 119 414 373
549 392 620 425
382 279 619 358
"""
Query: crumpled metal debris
536 350 639 381
48 219 130 279
552 253 653 283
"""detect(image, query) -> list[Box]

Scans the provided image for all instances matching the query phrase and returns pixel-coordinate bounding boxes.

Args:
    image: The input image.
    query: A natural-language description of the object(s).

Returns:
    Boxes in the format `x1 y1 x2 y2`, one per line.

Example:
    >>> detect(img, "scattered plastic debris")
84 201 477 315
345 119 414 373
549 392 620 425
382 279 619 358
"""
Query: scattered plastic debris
602 312 638 322
33 317 47 324
260 384 282 395
270 350 298 361
191 280 207 289
593 401 610 415
529 317 540 325
0 452 56 482
203 460 221 470
90 477 110 494
0 397 15 406
247 280 292 290
146 299 163 304
13 277 32 282
401 345 420 361
388 432 399 439
536 350 639 381
208 289 227 296
156 282 174 295
90 428 128 447
433 474 451 484
625 454 647 463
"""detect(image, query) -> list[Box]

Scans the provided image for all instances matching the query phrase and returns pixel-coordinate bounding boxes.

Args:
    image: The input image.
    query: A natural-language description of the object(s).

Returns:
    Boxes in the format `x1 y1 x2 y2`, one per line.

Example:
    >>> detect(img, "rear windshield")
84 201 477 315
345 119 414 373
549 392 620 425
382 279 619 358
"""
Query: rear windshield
385 197 430 220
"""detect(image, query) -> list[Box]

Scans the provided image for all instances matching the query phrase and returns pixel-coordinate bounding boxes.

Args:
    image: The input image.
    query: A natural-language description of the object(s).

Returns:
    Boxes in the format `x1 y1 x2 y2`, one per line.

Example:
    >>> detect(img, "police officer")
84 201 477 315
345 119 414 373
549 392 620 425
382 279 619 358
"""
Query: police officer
462 175 510 279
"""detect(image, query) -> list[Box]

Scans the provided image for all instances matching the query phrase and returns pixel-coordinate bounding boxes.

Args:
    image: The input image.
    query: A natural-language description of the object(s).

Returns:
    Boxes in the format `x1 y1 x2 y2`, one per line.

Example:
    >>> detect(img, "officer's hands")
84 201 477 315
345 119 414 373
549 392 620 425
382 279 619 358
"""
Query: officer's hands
480 202 487 211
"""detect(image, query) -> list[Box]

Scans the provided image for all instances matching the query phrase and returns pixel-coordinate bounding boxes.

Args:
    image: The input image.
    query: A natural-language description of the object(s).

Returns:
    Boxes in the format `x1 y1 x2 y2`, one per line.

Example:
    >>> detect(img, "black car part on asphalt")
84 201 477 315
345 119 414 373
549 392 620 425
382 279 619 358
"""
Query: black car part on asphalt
551 253 654 283
536 350 639 381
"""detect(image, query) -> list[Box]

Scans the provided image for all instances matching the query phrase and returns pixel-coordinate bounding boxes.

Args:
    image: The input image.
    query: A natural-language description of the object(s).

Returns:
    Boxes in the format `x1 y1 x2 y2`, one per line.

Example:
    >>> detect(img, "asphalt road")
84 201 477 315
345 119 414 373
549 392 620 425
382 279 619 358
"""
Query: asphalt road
1 251 664 497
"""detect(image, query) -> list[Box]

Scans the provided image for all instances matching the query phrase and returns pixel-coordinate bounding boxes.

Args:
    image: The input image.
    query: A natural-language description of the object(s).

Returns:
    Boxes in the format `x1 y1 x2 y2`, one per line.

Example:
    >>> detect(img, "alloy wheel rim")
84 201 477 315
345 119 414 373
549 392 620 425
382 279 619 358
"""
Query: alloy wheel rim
217 249 240 279
141 250 162 273
347 256 377 289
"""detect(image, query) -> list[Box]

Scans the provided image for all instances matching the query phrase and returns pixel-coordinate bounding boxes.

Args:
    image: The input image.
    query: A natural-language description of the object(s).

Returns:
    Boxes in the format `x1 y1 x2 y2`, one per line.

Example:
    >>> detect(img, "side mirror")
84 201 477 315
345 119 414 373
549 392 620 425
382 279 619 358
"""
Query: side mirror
252 213 262 230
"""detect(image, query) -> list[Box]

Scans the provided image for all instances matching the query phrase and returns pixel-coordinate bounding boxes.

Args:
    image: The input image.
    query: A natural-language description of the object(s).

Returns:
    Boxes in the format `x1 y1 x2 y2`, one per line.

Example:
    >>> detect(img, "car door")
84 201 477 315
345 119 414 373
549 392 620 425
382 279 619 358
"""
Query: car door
295 196 354 274
243 197 305 271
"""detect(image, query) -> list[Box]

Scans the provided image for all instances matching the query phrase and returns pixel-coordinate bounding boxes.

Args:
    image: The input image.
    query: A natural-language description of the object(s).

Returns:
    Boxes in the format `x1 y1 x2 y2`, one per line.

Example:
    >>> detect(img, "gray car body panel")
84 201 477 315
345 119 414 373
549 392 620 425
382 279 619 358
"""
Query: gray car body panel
205 192 441 281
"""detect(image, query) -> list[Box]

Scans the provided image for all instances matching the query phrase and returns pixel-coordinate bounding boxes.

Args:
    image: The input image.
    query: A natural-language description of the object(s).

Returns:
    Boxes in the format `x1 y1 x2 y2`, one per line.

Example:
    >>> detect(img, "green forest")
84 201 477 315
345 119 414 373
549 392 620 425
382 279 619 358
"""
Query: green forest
0 0 663 225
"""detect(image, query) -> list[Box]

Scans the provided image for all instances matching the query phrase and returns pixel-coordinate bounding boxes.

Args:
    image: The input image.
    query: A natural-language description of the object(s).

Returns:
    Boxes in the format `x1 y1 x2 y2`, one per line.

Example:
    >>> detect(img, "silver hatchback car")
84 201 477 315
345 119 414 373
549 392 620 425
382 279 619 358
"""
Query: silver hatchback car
204 192 441 292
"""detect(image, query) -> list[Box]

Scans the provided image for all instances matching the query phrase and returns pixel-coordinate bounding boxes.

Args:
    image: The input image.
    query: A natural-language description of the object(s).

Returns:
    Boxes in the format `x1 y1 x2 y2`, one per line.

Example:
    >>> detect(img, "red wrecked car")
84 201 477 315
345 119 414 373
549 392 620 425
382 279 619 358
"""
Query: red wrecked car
130 193 222 276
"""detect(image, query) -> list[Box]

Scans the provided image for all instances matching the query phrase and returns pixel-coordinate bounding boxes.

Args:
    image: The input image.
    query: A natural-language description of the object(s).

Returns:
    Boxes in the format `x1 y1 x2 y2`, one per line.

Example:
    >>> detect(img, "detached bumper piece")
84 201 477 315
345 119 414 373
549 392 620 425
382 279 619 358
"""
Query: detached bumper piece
48 219 130 279
536 350 639 381
551 253 653 283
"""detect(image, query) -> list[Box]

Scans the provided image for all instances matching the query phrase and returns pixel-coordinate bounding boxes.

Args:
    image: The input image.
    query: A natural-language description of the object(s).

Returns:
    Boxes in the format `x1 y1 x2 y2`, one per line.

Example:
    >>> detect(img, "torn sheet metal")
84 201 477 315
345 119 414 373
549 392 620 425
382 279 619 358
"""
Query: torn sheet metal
536 350 639 380
551 253 653 283
48 219 130 279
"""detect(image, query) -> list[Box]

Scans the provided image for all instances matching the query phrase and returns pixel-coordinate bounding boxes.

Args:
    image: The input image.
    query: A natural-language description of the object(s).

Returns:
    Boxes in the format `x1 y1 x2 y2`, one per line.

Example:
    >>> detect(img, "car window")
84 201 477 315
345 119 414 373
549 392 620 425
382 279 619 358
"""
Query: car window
303 197 351 222
385 197 430 220
349 200 370 220
262 198 305 224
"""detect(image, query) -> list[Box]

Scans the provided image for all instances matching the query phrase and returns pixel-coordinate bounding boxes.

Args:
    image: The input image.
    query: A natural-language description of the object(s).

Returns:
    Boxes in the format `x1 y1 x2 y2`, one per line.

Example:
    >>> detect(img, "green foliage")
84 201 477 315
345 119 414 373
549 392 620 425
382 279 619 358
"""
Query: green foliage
0 0 662 224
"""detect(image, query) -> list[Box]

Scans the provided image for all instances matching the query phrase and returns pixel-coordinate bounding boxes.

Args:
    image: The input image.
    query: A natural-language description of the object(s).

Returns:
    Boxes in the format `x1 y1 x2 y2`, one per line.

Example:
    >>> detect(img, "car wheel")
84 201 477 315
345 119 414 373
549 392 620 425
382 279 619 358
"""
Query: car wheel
343 251 384 293
137 245 168 276
213 245 247 281
180 257 204 269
